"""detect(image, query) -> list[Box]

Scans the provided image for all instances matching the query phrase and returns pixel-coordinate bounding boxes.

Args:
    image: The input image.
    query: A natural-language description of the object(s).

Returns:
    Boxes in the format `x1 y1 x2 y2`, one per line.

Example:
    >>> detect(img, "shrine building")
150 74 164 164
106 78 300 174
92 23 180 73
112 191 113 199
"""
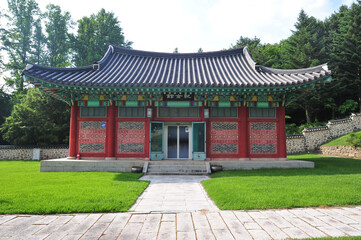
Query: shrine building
22 45 331 163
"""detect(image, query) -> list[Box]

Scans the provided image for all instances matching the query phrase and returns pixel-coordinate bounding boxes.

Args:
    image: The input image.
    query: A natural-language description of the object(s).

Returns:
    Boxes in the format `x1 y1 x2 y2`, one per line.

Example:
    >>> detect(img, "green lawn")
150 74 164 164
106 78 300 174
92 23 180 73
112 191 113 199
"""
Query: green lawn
0 161 149 214
202 154 361 210
324 130 361 146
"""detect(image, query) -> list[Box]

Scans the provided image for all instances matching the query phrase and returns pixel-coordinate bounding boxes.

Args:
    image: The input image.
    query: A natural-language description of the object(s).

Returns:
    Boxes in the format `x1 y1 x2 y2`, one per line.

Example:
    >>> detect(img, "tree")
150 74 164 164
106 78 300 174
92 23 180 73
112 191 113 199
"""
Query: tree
30 18 46 65
1 0 39 91
282 10 329 123
73 8 132 67
232 36 264 63
173 48 179 53
1 88 70 145
197 48 203 53
43 4 73 67
0 86 12 144
331 1 361 112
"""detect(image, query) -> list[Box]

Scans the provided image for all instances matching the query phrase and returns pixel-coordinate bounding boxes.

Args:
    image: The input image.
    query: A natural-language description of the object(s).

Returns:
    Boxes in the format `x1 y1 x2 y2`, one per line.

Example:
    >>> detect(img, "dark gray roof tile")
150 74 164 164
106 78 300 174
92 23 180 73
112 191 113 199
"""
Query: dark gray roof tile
22 45 332 88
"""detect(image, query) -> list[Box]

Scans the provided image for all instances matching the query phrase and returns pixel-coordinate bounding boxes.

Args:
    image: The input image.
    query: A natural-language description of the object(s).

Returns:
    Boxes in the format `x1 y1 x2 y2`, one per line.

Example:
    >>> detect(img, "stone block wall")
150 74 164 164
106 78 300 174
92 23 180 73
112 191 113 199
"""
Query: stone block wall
286 113 361 154
0 146 68 160
319 145 361 158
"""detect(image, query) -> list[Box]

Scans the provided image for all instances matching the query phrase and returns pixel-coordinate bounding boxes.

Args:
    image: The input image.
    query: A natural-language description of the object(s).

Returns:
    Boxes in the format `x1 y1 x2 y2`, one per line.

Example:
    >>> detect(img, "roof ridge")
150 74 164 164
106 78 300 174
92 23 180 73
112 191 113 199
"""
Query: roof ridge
111 45 246 58
256 63 330 75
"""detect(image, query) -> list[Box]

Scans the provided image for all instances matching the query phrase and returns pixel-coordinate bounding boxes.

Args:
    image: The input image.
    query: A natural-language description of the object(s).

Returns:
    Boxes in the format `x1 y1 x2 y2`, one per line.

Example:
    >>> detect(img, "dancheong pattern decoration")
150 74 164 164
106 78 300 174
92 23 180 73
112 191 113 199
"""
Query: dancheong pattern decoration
118 122 145 153
249 122 277 154
211 122 238 153
79 121 106 152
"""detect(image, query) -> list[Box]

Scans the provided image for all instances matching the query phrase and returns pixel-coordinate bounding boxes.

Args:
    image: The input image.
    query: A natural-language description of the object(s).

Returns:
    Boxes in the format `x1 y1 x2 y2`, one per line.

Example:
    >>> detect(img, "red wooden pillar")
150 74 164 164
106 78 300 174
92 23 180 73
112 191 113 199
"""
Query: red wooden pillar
277 105 287 159
105 103 116 160
239 105 248 159
68 102 78 159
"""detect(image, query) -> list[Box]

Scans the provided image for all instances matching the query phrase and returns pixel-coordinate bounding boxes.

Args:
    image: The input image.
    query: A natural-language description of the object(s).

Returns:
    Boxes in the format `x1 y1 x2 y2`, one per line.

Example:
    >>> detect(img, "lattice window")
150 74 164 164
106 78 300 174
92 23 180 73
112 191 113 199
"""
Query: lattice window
210 122 239 154
212 122 237 130
79 143 104 152
119 144 144 153
212 144 237 153
249 121 277 154
119 122 144 129
81 122 104 129
251 122 275 130
79 121 106 153
251 144 276 153
117 121 146 153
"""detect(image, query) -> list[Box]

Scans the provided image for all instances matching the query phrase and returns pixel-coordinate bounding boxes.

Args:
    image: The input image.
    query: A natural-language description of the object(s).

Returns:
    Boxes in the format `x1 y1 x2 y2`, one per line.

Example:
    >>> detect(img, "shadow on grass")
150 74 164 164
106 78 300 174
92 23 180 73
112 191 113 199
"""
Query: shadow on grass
112 172 145 182
210 154 361 178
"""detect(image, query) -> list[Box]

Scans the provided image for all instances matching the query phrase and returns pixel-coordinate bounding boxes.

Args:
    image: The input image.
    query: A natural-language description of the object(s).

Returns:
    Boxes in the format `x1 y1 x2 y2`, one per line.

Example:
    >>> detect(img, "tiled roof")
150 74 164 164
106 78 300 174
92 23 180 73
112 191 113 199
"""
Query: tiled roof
23 45 331 88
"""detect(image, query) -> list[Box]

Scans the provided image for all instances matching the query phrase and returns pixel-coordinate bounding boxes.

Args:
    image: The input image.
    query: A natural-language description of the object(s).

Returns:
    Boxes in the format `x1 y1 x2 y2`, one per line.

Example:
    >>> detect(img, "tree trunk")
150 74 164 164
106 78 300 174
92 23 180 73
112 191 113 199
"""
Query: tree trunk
305 107 311 124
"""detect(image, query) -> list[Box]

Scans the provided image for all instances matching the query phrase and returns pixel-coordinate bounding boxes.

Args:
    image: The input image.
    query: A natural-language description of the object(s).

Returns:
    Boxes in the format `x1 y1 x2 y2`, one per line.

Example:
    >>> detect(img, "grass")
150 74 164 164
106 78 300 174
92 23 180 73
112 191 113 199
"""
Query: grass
302 238 361 240
202 154 361 210
324 130 361 146
0 161 149 214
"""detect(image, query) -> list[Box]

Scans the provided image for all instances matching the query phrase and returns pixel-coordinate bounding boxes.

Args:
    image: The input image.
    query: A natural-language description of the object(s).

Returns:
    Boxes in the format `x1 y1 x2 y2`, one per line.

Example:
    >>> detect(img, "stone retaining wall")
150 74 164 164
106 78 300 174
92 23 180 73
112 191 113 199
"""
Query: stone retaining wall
319 145 361 158
0 147 68 160
286 113 361 154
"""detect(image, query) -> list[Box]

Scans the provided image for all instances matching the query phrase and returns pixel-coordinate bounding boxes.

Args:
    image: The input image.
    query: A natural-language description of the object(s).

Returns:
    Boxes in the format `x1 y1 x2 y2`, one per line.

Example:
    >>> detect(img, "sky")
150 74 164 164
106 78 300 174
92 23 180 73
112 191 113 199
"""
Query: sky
0 0 356 53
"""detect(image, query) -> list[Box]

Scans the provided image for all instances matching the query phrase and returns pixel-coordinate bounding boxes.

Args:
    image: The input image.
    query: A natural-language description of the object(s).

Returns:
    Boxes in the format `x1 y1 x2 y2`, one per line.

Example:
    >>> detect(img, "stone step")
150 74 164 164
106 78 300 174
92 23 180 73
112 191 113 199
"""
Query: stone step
146 163 208 175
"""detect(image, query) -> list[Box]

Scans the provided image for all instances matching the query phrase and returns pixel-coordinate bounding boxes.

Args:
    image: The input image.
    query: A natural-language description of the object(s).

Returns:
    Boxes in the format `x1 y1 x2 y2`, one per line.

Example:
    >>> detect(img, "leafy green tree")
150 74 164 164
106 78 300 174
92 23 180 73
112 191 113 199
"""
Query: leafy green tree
43 4 73 67
73 8 132 66
197 48 203 53
30 18 46 65
173 48 179 53
0 86 12 144
1 88 70 145
1 0 39 91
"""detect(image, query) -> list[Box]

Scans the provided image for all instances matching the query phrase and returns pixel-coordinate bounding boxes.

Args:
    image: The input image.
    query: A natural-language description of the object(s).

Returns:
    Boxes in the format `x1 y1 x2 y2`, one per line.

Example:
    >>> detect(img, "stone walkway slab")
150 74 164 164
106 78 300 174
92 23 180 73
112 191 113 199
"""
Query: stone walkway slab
1 206 361 239
129 175 219 212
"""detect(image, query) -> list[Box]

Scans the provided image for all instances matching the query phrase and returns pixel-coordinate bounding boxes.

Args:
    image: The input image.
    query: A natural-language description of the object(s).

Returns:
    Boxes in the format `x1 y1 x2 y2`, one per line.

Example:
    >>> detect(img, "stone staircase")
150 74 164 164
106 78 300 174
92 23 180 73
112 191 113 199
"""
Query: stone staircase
144 161 210 175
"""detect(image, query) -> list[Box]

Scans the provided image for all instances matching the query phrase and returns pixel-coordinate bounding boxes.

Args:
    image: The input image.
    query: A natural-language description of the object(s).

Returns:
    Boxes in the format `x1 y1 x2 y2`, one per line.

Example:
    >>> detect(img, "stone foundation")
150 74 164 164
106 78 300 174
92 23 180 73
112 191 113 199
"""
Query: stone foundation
0 147 68 160
319 145 361 158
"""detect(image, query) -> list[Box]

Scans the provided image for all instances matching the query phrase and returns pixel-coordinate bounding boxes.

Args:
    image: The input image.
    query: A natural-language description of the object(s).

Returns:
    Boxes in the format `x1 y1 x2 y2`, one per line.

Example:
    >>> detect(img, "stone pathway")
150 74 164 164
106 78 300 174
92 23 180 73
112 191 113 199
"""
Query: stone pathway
129 175 218 212
1 207 361 239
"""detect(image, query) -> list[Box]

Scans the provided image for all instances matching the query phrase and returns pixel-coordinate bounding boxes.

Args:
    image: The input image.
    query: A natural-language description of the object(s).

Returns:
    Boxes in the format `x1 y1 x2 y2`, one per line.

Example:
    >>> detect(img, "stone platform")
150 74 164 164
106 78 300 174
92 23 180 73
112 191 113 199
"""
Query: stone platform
40 159 314 173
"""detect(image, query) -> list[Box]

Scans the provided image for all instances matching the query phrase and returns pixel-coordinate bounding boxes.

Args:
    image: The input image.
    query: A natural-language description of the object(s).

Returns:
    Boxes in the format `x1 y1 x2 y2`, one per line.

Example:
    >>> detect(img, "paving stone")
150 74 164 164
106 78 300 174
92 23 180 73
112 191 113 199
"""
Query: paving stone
68 214 102 236
158 221 176 240
137 214 161 240
248 229 272 240
161 214 175 222
317 226 348 237
329 208 361 224
80 220 111 240
33 215 58 225
207 212 228 230
177 231 196 240
244 222 262 230
192 211 211 230
195 229 216 240
177 213 193 232
233 211 254 223
220 211 253 240
261 210 294 229
129 214 147 223
282 227 310 239
248 211 267 219
117 222 143 240
0 216 17 225
289 209 329 227
100 213 131 240
254 218 289 239
281 216 327 238
317 215 361 236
